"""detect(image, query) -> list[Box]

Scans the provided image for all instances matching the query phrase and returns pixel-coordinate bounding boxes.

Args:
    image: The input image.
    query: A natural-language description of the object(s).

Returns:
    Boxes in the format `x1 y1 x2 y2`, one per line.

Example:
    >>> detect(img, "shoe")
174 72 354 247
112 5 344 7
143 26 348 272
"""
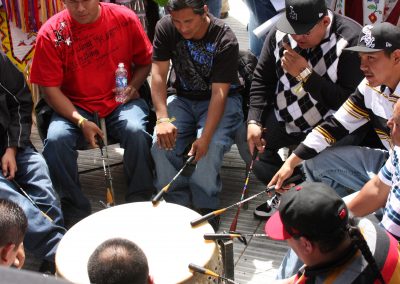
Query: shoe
253 193 281 220
39 260 56 275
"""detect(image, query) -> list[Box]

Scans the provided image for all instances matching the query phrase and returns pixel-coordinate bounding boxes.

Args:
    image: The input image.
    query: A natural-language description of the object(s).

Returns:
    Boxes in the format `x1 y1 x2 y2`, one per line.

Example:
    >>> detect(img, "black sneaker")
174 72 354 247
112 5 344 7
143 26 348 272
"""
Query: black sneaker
253 194 281 220
39 260 56 275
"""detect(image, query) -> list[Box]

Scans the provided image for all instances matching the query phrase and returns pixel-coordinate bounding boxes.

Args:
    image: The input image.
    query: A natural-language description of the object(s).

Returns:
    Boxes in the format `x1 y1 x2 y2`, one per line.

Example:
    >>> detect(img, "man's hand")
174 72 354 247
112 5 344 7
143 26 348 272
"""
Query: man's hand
80 120 104 148
121 85 140 104
1 147 17 179
13 243 25 269
247 124 265 155
156 122 177 150
269 154 303 190
281 43 309 78
189 137 211 161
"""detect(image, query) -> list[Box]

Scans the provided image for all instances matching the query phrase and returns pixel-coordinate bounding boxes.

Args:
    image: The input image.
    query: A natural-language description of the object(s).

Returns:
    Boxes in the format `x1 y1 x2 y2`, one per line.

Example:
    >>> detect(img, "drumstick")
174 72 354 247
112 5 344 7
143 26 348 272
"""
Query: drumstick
204 233 268 241
11 179 53 222
152 155 195 205
189 263 239 284
190 174 303 227
94 111 115 207
230 148 258 232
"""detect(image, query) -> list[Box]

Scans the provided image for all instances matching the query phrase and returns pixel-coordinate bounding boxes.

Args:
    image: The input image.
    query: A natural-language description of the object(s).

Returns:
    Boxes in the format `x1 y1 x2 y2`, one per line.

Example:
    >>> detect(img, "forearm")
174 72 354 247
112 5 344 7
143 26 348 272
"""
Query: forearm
41 86 83 125
129 64 151 90
201 84 229 141
347 175 390 217
151 61 170 119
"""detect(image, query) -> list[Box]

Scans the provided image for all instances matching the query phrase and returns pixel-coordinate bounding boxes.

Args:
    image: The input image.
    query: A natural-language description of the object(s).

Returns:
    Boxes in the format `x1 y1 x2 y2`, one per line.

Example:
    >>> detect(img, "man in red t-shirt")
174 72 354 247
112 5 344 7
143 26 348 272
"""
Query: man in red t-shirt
30 0 154 227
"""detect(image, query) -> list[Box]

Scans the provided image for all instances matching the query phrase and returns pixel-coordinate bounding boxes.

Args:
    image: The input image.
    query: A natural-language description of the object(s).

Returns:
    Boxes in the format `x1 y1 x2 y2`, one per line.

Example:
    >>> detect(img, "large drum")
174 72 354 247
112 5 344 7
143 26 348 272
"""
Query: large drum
56 202 221 283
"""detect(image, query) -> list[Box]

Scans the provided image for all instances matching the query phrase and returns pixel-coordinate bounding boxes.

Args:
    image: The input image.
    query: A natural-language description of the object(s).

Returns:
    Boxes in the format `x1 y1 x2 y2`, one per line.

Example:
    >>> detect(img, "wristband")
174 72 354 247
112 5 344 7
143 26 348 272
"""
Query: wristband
247 120 262 127
156 117 176 125
77 117 88 128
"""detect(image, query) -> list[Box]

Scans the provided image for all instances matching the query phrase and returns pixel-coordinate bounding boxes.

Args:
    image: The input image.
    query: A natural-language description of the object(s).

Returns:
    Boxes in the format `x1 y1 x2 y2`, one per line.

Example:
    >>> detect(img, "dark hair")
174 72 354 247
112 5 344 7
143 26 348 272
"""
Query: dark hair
0 199 27 248
303 217 385 283
166 0 206 15
347 218 385 284
88 238 149 284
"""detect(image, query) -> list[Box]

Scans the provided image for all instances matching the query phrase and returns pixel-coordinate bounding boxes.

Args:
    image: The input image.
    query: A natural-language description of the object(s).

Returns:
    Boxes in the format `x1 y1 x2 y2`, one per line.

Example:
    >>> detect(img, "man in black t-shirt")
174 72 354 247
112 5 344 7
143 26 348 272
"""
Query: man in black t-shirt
151 0 243 230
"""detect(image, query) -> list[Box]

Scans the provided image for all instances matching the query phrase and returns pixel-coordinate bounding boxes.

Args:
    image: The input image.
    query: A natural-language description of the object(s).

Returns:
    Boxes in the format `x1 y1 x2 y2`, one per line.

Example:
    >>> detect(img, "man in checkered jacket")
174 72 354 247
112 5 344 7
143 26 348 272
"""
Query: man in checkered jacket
237 0 365 219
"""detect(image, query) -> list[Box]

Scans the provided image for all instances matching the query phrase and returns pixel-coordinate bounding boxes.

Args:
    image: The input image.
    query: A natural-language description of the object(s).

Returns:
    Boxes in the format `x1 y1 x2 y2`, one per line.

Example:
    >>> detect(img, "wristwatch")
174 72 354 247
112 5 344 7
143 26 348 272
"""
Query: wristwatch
295 67 312 82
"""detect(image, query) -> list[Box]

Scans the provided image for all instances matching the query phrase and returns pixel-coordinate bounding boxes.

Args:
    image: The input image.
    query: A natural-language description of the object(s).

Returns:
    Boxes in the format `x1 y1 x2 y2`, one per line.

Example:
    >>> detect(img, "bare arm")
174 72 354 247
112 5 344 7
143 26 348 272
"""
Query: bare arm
122 63 152 103
189 82 229 161
41 86 103 147
347 175 390 217
151 60 177 150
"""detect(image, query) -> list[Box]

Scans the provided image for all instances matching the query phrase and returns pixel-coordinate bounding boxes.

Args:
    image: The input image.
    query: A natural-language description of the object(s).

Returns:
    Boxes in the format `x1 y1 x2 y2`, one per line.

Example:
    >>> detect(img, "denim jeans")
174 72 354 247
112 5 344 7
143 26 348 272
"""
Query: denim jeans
0 146 65 262
43 99 154 220
207 0 222 18
304 146 388 197
151 94 243 209
244 0 278 57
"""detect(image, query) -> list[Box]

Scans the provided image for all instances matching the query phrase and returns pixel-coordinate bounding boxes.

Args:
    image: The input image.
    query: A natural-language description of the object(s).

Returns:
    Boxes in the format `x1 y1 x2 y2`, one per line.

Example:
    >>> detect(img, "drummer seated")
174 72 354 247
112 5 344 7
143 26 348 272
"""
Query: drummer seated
88 238 153 284
0 199 27 269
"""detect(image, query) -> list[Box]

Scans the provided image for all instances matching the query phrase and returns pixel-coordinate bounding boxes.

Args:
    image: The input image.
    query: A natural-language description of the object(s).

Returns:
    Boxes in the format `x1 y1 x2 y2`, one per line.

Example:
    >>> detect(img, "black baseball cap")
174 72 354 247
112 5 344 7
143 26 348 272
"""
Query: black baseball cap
265 182 349 240
345 22 400 53
276 0 328 35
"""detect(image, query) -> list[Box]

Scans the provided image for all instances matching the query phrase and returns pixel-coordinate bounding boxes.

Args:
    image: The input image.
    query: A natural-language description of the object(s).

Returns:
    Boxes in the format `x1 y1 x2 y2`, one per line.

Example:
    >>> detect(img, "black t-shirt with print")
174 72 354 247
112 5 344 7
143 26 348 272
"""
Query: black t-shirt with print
153 14 240 100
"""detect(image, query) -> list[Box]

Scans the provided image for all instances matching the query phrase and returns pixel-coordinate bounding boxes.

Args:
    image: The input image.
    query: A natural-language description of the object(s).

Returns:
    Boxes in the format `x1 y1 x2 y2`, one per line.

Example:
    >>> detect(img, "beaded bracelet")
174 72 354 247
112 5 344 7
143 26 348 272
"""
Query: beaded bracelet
156 117 176 125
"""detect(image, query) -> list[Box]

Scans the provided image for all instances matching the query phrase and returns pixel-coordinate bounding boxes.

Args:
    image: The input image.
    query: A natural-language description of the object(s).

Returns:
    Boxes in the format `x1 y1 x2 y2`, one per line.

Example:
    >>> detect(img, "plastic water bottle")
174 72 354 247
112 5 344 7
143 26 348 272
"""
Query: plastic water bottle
115 62 128 103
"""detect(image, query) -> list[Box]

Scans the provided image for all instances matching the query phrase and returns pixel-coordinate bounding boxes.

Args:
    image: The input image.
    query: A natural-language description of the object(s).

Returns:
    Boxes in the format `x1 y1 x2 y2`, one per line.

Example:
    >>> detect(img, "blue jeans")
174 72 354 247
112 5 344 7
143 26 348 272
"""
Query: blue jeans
276 145 388 279
244 0 277 57
207 0 222 18
304 146 388 197
151 94 243 209
0 146 65 262
43 99 154 220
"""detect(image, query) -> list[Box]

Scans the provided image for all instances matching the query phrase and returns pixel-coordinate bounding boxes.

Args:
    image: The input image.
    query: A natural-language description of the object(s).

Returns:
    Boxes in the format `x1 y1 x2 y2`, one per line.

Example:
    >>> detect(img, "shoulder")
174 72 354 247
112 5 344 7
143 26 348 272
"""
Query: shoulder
331 12 362 44
37 9 69 36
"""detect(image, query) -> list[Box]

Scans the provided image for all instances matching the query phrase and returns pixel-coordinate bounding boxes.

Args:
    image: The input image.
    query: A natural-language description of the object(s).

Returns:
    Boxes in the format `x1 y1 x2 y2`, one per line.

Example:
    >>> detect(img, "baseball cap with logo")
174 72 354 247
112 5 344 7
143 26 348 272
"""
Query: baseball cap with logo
276 0 328 35
345 22 400 53
265 182 349 240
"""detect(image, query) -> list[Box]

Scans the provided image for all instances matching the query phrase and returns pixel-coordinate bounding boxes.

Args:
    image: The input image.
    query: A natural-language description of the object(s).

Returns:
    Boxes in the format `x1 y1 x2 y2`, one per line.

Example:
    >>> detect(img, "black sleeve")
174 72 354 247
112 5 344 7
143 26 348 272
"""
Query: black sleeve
0 52 33 149
211 27 239 84
152 16 174 61
303 49 363 110
247 27 278 122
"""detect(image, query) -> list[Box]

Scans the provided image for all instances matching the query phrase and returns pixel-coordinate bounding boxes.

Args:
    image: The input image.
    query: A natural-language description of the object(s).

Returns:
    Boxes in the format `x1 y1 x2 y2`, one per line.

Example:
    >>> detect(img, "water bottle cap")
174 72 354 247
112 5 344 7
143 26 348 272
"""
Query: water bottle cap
118 62 124 68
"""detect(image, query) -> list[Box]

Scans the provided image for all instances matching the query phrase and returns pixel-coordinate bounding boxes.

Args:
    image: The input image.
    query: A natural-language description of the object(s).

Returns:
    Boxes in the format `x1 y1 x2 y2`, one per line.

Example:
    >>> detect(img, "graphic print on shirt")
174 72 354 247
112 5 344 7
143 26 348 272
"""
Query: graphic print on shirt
53 21 72 47
172 39 216 93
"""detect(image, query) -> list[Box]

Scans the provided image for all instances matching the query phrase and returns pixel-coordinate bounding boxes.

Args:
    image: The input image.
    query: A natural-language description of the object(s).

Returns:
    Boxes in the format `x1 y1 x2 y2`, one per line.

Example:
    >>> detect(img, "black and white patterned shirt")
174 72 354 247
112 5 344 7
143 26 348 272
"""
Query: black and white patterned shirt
248 10 363 134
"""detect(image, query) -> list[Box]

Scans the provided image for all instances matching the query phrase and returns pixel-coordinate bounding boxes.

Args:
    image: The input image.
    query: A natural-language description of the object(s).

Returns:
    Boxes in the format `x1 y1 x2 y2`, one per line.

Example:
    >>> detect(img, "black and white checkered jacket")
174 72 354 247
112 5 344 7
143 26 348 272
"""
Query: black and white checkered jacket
248 11 363 134
294 79 400 160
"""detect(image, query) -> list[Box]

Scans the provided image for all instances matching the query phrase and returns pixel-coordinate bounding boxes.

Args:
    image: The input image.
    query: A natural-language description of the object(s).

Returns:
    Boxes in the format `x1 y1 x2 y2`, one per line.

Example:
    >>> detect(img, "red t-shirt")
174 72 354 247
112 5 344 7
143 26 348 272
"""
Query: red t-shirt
30 3 152 117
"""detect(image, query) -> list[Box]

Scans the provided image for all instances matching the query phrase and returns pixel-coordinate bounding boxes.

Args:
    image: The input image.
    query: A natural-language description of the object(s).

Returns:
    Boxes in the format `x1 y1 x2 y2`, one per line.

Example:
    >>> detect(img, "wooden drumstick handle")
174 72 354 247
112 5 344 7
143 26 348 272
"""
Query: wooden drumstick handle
203 233 241 240
189 263 219 277
189 263 238 284
190 208 227 227
151 184 170 205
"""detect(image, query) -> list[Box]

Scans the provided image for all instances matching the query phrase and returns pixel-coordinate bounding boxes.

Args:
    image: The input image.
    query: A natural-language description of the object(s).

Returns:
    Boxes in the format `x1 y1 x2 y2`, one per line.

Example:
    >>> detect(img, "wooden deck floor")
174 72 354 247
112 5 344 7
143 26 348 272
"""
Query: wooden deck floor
24 1 289 283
